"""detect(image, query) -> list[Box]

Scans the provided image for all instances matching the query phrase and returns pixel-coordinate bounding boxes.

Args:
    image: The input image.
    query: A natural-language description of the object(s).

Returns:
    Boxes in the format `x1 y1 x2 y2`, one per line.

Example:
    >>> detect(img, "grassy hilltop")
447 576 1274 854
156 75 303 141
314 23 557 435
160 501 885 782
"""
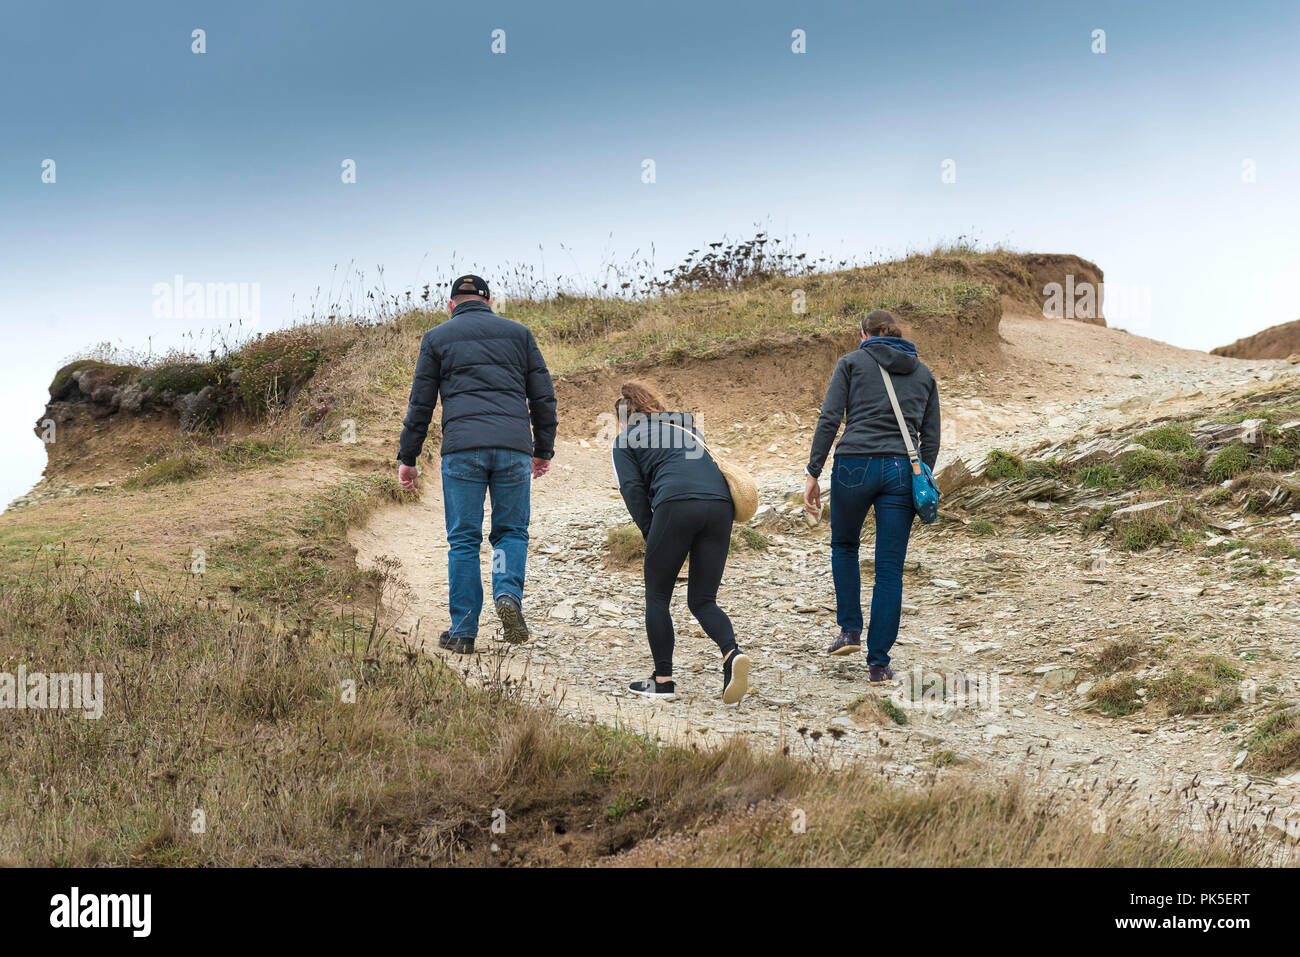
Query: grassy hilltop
0 244 1261 866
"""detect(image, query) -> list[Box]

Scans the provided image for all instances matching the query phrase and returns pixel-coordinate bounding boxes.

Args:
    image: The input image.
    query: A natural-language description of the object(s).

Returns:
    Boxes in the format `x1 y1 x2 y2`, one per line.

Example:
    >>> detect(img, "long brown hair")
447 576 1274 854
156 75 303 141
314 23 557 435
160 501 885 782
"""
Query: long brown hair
862 309 903 338
615 380 667 417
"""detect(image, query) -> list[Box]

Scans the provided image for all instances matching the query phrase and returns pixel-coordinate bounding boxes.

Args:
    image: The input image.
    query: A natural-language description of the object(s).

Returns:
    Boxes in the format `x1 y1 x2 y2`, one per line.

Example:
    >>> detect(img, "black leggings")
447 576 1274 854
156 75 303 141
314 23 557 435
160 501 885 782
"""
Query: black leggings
643 498 736 677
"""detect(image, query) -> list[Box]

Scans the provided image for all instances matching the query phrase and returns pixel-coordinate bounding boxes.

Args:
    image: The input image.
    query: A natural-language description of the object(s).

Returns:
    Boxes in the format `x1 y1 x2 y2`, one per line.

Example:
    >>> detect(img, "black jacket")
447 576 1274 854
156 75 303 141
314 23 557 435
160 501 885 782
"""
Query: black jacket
398 300 558 466
611 412 731 536
807 337 941 478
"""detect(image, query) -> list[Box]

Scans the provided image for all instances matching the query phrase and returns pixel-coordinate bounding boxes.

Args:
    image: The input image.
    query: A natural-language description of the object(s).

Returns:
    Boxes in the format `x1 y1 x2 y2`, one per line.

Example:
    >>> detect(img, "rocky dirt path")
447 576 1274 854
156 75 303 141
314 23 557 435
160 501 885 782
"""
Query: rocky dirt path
351 318 1299 856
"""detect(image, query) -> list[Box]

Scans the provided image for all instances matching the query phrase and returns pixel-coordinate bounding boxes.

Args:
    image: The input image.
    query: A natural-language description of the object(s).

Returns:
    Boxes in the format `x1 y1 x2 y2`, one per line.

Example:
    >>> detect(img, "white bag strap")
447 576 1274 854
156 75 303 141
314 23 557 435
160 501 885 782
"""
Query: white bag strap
875 362 921 469
659 420 714 457
613 419 713 491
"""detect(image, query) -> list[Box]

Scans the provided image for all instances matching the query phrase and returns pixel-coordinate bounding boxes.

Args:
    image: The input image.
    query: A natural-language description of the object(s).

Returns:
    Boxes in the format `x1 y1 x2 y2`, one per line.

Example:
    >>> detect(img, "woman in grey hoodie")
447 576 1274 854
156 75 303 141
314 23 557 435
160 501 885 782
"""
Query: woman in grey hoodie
804 311 942 683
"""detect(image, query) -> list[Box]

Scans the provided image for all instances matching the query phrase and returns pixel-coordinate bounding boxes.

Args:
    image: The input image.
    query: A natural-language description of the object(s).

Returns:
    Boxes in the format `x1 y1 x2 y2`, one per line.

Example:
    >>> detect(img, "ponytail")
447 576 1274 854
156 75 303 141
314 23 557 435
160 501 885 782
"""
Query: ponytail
618 380 667 415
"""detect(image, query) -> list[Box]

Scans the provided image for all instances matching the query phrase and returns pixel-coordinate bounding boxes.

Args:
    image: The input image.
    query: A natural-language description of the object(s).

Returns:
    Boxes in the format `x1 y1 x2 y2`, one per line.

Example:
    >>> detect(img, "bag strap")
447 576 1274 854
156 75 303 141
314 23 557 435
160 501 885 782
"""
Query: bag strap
873 361 921 472
658 420 714 457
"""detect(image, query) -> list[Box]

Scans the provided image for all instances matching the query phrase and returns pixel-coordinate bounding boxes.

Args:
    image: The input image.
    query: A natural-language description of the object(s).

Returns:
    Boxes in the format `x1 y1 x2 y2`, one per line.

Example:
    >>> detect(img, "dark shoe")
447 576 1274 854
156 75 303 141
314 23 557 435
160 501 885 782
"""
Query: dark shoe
495 595 530 645
827 630 862 656
629 676 676 699
438 630 475 655
868 664 896 685
722 649 750 704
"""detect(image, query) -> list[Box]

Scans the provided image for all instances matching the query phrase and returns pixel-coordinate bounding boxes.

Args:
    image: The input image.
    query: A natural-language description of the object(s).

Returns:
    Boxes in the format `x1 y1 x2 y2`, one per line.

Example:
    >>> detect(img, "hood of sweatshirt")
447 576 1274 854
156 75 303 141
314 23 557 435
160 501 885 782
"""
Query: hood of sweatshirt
861 336 920 374
621 410 695 439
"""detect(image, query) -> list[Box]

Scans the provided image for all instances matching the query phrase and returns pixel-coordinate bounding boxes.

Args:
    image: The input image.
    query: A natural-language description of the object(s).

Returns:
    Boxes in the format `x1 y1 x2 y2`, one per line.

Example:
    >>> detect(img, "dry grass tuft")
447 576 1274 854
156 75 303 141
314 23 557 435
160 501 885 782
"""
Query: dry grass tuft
1244 707 1300 774
604 524 646 566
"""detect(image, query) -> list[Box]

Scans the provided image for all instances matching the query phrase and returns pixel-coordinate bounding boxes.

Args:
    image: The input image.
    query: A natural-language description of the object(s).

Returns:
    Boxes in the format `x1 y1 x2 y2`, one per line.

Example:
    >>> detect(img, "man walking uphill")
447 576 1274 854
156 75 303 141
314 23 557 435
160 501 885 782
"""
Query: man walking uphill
397 274 558 654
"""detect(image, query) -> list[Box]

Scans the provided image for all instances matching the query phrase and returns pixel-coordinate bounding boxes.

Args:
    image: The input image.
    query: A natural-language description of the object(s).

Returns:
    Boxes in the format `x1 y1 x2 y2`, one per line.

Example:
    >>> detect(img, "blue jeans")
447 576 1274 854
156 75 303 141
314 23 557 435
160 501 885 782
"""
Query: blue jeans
829 455 915 667
441 448 532 638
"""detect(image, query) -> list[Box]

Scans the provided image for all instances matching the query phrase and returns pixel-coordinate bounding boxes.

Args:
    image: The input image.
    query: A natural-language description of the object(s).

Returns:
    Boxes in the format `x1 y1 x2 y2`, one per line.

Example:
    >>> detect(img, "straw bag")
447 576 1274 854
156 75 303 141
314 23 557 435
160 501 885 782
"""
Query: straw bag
662 422 758 523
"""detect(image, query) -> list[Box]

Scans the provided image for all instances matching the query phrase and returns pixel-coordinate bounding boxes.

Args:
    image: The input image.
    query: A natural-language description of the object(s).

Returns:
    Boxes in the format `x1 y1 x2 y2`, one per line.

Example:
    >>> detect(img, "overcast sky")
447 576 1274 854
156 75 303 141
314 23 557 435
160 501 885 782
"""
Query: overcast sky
3 0 1298 505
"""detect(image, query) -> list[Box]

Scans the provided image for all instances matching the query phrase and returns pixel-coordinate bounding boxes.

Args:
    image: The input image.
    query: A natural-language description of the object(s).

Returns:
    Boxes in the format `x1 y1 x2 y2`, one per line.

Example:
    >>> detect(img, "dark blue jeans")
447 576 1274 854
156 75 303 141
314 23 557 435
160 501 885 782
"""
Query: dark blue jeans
829 455 915 667
441 447 532 639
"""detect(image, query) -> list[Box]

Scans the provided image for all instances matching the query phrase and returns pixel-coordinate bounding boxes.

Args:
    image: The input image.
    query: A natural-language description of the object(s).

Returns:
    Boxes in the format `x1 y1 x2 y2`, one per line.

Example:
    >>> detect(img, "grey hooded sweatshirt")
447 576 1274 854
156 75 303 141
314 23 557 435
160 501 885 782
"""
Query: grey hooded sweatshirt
806 336 941 479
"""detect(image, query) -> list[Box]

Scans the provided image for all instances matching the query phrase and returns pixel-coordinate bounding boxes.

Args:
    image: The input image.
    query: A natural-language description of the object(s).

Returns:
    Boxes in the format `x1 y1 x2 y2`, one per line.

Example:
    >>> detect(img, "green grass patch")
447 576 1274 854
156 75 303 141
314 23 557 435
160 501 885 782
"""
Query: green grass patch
122 452 207 490
1138 424 1194 453
1266 446 1296 470
850 693 909 726
1080 505 1116 535
48 359 139 399
1089 677 1145 717
1120 517 1174 552
1119 449 1198 487
880 698 909 726
1149 657 1243 716
1207 444 1251 484
137 359 231 395
1244 707 1300 774
1023 459 1068 480
1076 463 1120 489
984 449 1025 481
237 329 336 414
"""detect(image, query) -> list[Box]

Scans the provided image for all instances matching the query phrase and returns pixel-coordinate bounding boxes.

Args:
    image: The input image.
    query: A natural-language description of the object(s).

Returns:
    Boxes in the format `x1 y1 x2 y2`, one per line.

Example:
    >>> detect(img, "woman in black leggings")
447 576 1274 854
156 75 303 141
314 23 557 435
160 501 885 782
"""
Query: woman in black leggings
610 380 749 704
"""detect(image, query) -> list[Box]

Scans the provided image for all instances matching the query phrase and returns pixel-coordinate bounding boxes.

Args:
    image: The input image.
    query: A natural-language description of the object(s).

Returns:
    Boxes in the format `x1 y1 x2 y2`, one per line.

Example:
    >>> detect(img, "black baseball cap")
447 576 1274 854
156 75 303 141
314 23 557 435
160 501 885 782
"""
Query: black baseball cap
450 274 490 299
